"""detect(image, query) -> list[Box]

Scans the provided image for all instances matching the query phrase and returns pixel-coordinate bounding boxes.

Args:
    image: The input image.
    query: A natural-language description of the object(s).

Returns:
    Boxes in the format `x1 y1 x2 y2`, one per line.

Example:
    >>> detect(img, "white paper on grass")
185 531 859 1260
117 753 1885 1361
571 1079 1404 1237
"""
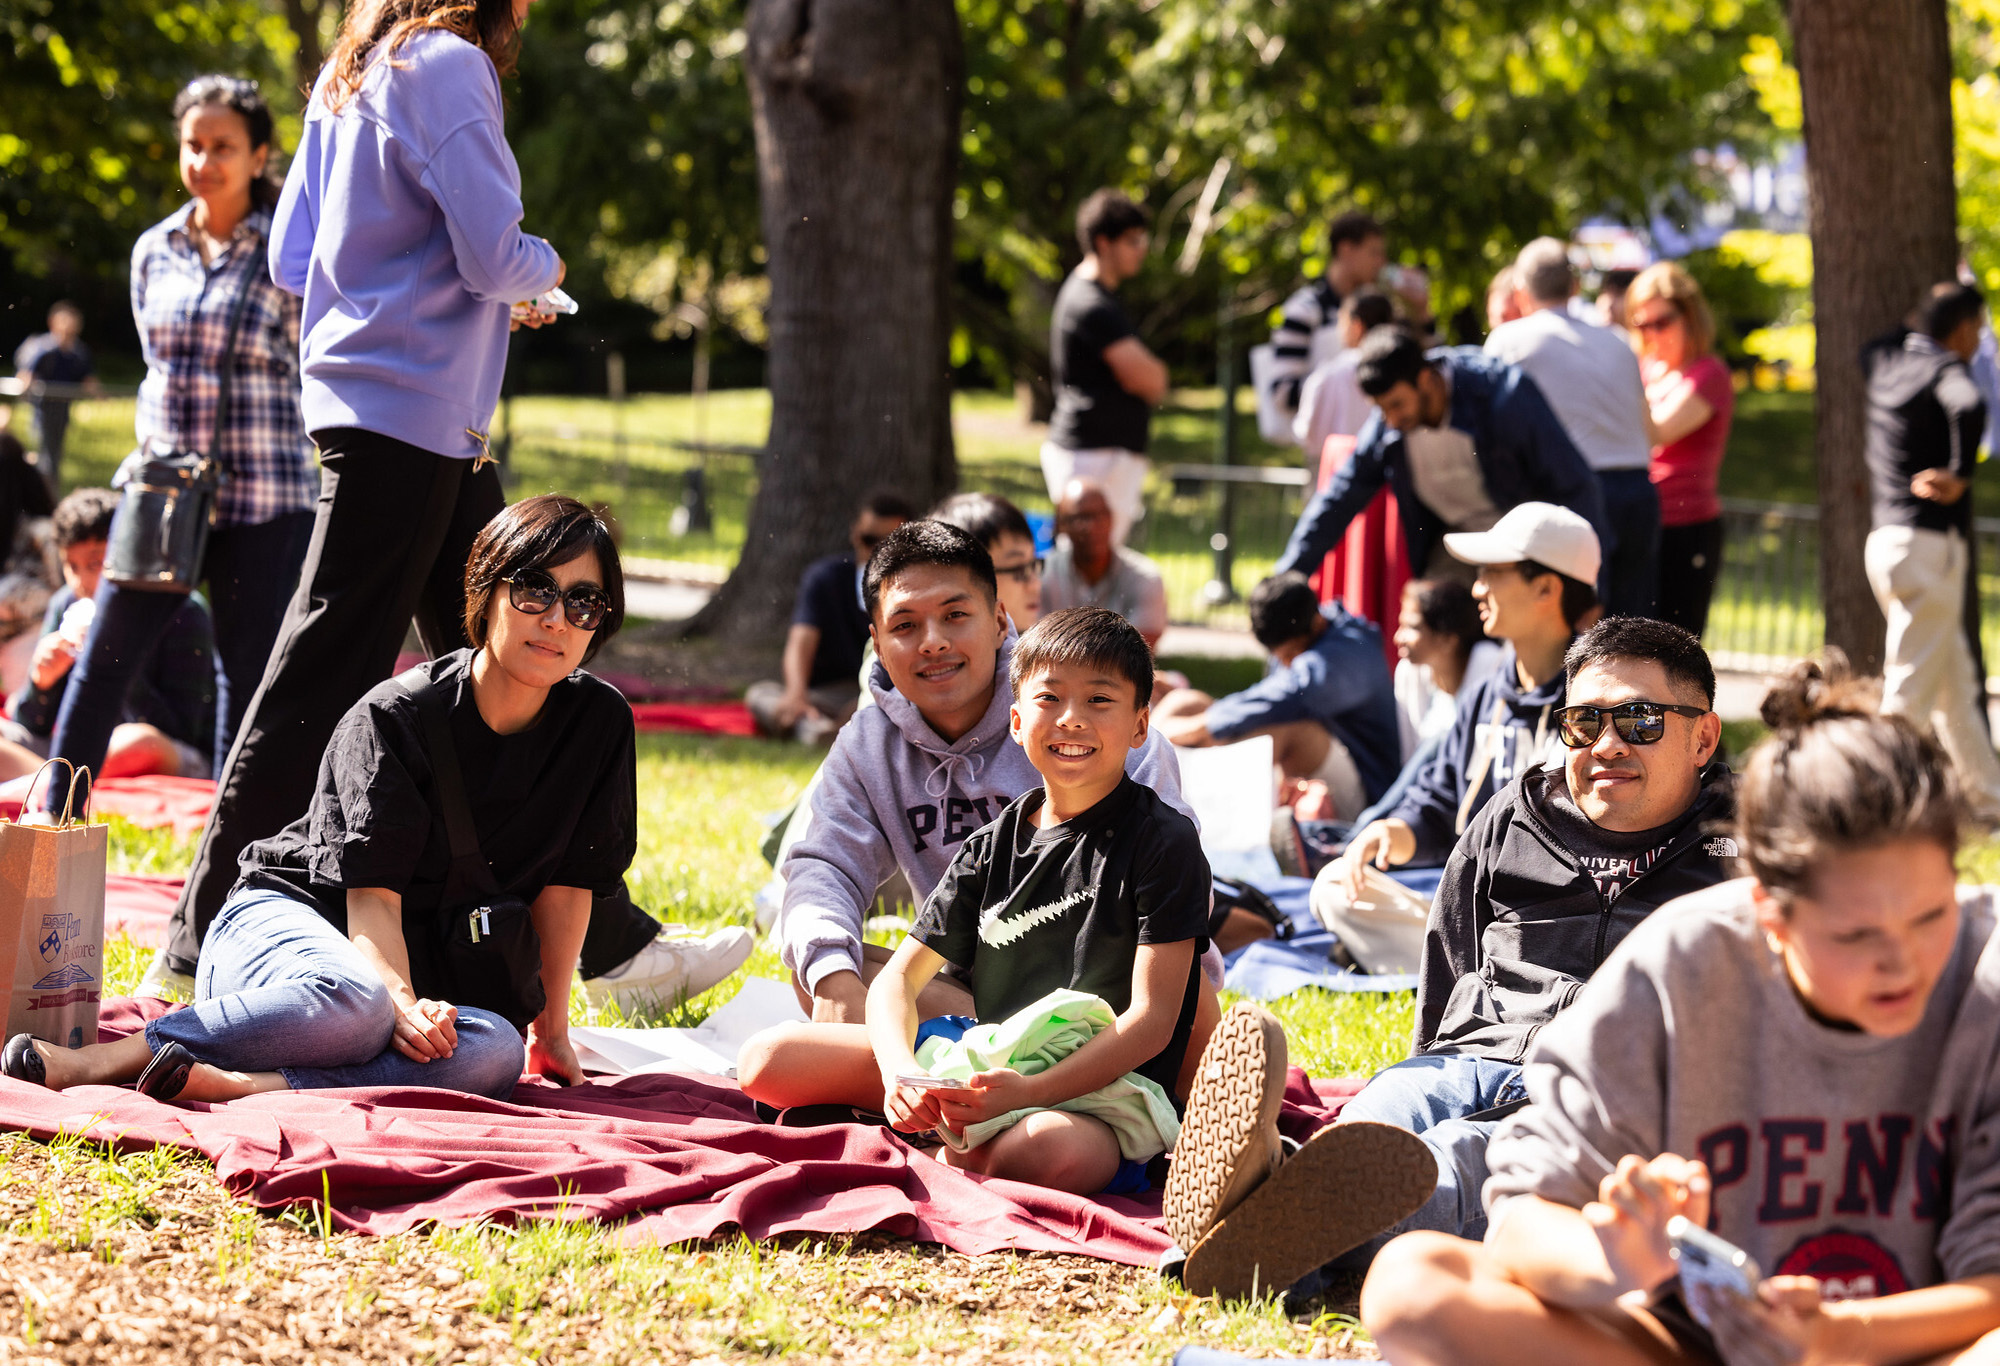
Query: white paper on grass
569 975 809 1078
1173 735 1285 883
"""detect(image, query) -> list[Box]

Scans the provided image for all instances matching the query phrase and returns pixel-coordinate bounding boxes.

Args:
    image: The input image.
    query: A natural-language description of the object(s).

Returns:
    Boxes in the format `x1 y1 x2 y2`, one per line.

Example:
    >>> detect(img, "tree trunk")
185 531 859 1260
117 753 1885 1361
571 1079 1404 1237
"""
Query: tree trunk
688 0 962 647
1789 0 1958 673
278 0 329 100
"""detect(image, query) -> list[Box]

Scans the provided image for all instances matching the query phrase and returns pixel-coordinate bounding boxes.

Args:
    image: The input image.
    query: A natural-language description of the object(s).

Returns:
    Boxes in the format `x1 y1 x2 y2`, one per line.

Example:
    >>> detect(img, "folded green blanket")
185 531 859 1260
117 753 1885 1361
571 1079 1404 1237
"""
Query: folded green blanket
913 988 1181 1161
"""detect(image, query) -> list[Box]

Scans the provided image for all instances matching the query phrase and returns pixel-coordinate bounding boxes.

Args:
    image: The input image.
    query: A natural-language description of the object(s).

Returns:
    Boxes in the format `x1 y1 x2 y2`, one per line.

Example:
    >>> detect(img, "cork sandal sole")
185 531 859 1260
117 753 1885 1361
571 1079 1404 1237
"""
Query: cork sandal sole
1163 1002 1288 1252
1181 1120 1438 1301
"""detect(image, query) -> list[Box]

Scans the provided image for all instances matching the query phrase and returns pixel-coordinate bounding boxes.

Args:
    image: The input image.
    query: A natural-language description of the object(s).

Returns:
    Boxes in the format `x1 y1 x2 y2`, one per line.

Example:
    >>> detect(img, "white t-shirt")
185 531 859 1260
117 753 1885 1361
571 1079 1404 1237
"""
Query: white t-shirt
1485 308 1651 472
1293 352 1373 477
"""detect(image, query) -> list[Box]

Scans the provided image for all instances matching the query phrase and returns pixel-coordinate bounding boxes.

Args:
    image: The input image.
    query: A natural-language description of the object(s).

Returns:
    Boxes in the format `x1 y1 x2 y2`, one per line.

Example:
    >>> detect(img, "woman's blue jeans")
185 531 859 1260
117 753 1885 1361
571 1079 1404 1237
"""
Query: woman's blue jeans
144 888 525 1098
52 509 313 781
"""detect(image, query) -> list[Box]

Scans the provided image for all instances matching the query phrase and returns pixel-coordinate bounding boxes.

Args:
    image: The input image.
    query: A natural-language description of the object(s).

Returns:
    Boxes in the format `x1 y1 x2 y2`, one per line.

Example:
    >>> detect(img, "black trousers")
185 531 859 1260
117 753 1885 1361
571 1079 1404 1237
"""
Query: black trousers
164 427 659 974
1656 517 1725 638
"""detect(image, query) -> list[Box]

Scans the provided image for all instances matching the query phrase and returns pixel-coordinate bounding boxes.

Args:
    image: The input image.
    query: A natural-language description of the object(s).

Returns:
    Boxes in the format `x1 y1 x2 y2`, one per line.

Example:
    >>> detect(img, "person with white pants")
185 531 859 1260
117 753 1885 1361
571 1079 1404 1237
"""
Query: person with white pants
1862 282 2000 814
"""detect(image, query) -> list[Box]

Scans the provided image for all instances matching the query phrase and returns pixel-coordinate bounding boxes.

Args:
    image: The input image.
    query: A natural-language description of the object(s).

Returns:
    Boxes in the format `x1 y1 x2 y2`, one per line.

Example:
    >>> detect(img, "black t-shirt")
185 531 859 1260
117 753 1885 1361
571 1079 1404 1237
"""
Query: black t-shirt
792 552 870 688
1049 272 1151 454
911 776 1210 1093
237 650 638 964
1541 784 1678 904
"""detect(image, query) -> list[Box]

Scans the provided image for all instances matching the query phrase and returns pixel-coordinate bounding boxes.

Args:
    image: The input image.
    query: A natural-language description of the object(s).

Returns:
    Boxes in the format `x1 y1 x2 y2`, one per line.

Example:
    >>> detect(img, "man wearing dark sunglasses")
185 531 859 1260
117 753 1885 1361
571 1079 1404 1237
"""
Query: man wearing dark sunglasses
1171 617 1735 1294
748 489 914 745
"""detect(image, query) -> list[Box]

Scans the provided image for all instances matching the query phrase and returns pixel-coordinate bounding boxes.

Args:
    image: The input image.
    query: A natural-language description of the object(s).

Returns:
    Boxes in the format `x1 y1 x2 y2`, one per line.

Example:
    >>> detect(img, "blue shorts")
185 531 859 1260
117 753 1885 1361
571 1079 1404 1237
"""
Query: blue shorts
910 1012 1149 1195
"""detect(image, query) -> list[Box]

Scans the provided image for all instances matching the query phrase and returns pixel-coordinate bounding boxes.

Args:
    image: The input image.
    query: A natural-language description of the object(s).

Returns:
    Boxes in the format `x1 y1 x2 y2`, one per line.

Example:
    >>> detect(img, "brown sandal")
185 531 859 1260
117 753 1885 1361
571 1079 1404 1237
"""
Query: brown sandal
1163 1002 1289 1253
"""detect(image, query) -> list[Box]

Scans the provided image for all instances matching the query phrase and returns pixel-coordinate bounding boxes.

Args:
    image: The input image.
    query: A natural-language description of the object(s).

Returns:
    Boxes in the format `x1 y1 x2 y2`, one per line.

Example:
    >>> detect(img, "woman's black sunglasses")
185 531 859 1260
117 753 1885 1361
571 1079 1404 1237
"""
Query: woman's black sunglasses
1555 701 1708 748
506 570 610 631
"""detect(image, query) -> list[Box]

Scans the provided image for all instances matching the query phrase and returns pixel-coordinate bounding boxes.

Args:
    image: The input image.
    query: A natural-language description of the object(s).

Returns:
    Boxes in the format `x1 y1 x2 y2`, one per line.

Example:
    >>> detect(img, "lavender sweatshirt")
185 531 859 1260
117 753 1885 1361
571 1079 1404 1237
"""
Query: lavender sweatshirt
271 29 561 458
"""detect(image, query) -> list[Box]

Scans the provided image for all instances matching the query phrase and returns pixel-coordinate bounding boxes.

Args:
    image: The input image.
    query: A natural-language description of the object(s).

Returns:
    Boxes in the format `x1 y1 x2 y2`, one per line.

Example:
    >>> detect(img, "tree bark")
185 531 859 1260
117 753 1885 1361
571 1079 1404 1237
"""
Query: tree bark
277 0 329 100
1789 0 1958 673
689 0 962 647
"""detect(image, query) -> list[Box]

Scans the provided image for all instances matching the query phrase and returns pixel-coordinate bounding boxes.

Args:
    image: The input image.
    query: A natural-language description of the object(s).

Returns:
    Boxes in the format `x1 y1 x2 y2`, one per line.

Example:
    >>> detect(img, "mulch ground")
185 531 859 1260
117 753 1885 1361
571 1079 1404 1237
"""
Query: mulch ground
0 1142 1377 1365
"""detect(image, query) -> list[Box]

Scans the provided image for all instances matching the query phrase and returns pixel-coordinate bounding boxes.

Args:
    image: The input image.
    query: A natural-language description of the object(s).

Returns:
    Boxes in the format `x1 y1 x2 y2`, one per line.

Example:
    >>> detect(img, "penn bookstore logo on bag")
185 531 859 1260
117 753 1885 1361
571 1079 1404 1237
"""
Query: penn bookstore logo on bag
28 911 98 1012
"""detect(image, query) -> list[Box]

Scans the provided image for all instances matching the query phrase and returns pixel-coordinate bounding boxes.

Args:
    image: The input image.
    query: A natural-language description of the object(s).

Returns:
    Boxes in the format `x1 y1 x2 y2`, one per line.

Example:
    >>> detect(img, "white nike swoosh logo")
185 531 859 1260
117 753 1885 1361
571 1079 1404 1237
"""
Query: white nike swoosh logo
979 888 1090 947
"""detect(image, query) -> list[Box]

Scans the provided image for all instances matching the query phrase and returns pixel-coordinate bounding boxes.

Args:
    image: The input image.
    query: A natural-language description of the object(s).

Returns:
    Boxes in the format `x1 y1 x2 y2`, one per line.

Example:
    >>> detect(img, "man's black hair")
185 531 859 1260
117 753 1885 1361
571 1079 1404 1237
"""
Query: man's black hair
1519 559 1599 633
52 488 119 551
1354 325 1432 398
1326 210 1383 253
1600 268 1639 294
1342 288 1396 333
1915 282 1985 343
1076 189 1150 256
1247 572 1323 651
930 491 1034 552
1012 606 1153 707
1564 615 1716 708
860 488 917 521
862 519 998 618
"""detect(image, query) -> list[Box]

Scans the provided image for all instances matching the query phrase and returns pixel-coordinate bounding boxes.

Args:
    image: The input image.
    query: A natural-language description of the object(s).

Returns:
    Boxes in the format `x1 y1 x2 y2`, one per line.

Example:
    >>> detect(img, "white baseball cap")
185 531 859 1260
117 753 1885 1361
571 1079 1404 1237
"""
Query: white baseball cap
1443 502 1601 585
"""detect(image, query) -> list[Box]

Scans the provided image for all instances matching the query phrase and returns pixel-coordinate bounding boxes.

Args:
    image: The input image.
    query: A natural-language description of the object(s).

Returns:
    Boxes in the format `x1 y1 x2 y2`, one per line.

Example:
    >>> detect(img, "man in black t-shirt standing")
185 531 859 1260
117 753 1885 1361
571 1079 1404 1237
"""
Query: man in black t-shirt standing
13 302 99 487
748 490 913 744
1042 190 1168 547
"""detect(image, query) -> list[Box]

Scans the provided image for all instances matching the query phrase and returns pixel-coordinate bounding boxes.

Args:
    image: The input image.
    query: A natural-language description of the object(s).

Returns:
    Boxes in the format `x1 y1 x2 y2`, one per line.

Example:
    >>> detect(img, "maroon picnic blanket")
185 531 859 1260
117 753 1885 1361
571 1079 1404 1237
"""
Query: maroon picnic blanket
0 998 1359 1266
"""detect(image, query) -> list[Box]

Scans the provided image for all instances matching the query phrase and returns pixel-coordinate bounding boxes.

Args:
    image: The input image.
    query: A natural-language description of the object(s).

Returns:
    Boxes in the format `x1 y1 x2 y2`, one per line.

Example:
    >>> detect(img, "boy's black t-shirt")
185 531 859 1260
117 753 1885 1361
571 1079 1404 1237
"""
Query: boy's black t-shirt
1048 272 1152 454
236 650 638 975
911 775 1211 1094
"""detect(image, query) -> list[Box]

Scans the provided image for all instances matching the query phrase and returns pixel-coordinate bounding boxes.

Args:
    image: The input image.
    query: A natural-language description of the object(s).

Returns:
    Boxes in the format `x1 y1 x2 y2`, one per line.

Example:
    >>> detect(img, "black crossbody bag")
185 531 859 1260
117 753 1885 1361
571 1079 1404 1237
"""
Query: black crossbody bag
105 240 264 592
400 671 547 1028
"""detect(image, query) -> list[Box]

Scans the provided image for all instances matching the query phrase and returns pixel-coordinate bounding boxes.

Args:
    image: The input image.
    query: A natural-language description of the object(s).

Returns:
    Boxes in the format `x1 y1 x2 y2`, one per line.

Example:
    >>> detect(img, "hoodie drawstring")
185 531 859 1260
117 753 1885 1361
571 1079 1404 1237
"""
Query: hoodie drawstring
923 747 987 800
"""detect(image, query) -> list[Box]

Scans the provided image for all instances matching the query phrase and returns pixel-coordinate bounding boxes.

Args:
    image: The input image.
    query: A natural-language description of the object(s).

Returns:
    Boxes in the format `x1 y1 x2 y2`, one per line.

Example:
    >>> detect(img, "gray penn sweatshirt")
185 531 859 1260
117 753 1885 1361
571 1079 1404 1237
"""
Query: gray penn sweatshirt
1485 879 2000 1298
777 632 1193 993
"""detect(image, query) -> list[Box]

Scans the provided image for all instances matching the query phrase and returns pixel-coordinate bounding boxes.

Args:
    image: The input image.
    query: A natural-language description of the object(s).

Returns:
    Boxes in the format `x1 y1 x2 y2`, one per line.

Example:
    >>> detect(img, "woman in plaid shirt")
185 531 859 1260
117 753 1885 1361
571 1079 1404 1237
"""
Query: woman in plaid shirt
48 76 316 788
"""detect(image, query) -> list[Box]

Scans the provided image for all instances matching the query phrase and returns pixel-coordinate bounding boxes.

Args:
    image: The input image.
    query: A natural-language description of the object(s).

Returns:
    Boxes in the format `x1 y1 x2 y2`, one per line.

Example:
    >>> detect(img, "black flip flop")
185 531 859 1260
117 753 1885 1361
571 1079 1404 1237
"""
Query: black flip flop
134 1042 196 1102
2 1034 46 1088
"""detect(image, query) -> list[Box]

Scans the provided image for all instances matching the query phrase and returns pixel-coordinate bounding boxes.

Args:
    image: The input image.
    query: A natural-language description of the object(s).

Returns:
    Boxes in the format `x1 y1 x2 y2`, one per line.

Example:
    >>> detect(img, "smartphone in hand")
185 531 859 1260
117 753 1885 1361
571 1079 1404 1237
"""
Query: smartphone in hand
894 1073 963 1092
1666 1215 1761 1326
510 287 579 323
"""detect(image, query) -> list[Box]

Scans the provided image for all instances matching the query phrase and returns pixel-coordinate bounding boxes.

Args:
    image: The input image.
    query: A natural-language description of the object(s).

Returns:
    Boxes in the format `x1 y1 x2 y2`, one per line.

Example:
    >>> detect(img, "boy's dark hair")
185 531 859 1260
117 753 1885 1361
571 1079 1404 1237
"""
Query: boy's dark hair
1563 616 1715 708
1915 282 1985 342
49 301 83 325
1341 287 1396 333
930 491 1034 552
1248 573 1323 651
1076 189 1150 256
1012 606 1153 707
462 493 625 663
1354 325 1432 397
1600 268 1639 294
860 488 917 522
52 488 120 551
1407 578 1483 665
1519 559 1599 633
862 519 998 618
1326 210 1383 253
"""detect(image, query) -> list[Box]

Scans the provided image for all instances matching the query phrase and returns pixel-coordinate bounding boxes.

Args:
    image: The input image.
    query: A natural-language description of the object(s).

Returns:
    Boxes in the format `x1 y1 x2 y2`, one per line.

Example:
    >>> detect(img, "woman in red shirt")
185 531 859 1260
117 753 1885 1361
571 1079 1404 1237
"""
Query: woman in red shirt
1632 263 1735 635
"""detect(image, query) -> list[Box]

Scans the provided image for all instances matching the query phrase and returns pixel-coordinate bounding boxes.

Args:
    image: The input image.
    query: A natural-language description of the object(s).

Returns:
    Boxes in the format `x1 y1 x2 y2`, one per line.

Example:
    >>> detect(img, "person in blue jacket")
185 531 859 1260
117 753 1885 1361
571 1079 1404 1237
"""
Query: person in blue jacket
1272 327 1608 586
142 0 597 994
1156 573 1400 822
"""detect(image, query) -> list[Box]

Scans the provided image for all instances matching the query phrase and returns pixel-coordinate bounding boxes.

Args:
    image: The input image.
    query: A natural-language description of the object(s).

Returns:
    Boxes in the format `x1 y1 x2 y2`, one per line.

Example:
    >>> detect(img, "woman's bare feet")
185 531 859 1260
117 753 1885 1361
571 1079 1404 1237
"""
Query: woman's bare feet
25 1036 287 1101
177 1064 288 1102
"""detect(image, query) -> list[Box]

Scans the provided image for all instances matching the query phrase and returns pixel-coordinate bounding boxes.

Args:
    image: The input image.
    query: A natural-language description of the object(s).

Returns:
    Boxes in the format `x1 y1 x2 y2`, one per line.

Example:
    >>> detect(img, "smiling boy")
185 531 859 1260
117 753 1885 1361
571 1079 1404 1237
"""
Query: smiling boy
773 521 1203 1025
741 608 1215 1195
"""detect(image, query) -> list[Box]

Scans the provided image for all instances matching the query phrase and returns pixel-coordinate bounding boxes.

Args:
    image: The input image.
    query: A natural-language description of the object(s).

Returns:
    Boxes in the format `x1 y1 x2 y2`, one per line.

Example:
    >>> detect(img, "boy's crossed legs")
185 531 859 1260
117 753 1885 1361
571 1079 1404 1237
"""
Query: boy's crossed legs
736 1022 1124 1195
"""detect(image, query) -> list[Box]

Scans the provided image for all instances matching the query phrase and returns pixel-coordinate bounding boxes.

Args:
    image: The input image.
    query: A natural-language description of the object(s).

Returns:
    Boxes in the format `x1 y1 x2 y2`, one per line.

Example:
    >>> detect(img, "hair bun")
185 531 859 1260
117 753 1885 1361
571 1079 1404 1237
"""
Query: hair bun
1758 650 1881 732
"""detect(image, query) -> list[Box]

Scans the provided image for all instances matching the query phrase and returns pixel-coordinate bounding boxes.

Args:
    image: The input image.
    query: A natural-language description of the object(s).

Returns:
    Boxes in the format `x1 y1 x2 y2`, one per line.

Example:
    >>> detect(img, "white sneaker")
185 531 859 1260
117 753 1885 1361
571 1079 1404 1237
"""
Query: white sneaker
134 949 195 1003
581 926 754 1014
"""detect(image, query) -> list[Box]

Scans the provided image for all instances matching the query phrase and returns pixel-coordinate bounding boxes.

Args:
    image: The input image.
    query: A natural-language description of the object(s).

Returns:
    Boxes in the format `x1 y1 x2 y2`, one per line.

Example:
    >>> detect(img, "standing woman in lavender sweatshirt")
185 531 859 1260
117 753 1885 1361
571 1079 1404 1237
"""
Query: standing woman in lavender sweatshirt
141 0 566 992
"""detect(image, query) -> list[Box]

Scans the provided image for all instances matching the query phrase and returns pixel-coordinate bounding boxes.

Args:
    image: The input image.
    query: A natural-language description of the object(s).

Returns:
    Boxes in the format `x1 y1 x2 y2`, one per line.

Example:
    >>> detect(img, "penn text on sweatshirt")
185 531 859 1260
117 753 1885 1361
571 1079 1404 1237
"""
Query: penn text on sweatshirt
1485 879 2000 1298
777 631 1192 994
272 29 562 459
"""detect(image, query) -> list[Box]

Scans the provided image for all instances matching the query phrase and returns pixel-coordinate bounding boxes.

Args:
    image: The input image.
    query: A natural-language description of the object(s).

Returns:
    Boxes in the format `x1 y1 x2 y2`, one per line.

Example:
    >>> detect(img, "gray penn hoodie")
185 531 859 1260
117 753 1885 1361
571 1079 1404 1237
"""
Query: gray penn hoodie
777 630 1193 993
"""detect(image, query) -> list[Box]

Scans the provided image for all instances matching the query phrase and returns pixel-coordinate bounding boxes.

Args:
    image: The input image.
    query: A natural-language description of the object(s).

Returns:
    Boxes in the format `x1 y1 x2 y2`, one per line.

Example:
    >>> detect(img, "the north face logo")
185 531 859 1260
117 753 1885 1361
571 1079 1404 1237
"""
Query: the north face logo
1705 837 1740 858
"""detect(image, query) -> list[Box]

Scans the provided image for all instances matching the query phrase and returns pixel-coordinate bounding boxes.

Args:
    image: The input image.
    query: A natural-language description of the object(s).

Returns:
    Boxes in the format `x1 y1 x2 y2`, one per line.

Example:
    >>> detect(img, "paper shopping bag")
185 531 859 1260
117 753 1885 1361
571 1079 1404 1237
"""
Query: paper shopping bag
0 761 107 1048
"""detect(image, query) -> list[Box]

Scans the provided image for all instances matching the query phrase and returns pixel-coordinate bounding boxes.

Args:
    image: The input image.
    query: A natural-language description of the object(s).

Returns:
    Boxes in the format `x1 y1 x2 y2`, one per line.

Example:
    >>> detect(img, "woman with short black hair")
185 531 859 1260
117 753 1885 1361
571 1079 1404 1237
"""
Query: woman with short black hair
5 496 634 1101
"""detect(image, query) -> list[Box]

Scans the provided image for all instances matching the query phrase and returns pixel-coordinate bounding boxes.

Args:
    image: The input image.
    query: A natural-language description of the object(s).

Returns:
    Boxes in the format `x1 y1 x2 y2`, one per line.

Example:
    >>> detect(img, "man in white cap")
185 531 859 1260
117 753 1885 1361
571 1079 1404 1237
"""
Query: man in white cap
1310 501 1601 972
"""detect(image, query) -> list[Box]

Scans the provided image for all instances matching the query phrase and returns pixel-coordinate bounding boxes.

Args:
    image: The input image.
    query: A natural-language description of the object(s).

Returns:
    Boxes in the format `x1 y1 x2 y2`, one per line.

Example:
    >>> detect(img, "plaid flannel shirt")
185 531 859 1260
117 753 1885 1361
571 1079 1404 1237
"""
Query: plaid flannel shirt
127 204 319 528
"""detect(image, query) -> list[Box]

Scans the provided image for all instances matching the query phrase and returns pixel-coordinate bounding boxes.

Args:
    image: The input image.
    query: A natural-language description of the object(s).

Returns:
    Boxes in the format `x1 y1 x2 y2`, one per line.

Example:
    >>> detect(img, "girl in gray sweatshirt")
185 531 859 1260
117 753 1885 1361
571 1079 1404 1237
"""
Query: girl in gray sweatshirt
1361 657 2000 1366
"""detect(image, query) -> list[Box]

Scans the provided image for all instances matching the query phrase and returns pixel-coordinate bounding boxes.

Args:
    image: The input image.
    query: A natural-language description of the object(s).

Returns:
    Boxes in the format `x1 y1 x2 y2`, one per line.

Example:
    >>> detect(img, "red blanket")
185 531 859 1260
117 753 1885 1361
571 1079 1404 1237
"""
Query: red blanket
0 775 217 838
0 998 1356 1266
629 700 758 737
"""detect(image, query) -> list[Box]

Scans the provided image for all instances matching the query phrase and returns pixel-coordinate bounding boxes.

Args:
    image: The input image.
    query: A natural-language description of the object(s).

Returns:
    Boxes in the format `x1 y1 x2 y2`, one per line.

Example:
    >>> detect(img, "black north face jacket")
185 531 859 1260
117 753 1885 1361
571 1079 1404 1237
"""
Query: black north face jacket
1414 760 1737 1064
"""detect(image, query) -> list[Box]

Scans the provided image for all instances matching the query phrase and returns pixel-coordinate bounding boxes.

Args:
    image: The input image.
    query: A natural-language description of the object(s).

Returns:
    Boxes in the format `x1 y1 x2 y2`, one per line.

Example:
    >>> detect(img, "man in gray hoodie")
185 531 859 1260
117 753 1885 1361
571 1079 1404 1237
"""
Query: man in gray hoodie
775 520 1202 1024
